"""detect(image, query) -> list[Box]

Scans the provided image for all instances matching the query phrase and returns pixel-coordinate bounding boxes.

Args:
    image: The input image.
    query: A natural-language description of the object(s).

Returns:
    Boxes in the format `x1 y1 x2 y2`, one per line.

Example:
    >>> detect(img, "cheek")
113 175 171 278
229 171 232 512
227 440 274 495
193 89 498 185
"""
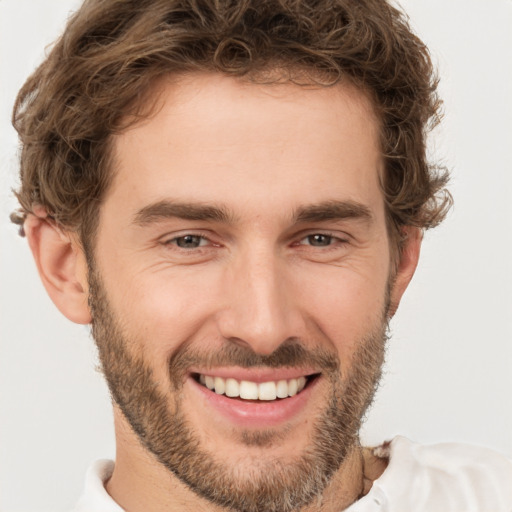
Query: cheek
297 263 389 358
100 264 223 371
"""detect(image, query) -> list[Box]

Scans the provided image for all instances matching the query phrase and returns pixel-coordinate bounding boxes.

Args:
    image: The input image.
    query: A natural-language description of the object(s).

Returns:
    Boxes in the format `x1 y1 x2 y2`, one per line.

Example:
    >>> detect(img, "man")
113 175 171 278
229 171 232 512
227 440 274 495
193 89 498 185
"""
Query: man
6 0 512 511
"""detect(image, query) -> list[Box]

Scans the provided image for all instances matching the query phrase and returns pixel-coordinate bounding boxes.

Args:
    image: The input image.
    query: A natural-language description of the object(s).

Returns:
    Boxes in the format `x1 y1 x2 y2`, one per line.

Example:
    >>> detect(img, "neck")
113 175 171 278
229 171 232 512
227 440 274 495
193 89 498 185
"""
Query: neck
300 443 366 512
106 408 379 512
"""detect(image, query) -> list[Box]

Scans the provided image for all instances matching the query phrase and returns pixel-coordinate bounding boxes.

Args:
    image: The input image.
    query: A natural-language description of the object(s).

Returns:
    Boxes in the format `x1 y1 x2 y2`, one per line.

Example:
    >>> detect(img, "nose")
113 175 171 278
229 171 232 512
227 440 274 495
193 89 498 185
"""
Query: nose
216 246 303 355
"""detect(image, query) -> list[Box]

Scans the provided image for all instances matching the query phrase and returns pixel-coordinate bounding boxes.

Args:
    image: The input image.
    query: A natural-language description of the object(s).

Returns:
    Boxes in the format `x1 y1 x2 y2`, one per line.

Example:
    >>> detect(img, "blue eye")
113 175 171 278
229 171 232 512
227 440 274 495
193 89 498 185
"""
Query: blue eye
304 234 333 247
173 235 206 249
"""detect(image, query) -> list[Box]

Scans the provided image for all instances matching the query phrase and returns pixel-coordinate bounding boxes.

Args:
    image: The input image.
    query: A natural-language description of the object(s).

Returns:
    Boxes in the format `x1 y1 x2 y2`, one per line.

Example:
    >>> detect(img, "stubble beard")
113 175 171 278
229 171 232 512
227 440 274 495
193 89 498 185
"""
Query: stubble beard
88 263 388 512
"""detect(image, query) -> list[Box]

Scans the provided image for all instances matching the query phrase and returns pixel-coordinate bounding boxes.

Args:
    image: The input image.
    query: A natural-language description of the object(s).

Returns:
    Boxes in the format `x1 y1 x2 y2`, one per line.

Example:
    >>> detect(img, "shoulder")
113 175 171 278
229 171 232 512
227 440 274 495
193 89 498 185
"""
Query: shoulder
353 436 512 512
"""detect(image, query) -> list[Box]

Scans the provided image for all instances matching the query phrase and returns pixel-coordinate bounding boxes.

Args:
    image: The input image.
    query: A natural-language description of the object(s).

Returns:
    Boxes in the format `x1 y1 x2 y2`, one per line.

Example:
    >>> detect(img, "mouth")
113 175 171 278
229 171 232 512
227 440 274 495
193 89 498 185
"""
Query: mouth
187 367 322 427
193 372 319 401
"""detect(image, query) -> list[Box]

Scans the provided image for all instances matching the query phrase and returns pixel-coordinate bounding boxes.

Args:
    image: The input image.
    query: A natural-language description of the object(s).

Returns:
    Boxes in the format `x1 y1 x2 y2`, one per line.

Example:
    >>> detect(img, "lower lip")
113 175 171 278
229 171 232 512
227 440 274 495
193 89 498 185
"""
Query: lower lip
188 376 319 428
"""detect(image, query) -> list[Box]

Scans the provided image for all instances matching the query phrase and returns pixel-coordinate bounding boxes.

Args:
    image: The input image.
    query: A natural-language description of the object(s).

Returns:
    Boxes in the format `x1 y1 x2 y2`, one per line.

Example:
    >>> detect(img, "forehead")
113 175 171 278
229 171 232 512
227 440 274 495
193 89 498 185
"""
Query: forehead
106 73 384 226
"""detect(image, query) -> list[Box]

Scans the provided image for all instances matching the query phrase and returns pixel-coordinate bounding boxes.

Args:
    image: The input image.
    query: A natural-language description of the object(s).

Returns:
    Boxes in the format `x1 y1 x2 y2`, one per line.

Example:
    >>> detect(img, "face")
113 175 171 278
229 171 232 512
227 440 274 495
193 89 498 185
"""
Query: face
88 74 397 511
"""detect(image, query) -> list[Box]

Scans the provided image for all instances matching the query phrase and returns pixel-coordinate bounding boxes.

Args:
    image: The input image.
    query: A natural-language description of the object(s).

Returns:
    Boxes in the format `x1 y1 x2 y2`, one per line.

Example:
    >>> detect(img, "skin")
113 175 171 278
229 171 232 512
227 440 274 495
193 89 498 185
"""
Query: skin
24 73 421 511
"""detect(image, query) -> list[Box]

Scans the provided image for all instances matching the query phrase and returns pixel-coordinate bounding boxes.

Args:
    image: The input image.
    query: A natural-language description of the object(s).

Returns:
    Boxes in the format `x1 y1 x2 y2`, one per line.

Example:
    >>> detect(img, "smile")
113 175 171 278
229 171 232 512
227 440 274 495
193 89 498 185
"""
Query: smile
189 368 321 427
197 374 309 401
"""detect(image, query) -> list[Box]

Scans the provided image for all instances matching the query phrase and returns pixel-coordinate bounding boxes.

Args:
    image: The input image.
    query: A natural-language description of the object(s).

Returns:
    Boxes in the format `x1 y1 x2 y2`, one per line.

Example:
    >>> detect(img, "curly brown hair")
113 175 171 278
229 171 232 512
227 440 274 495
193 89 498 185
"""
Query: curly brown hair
11 0 451 250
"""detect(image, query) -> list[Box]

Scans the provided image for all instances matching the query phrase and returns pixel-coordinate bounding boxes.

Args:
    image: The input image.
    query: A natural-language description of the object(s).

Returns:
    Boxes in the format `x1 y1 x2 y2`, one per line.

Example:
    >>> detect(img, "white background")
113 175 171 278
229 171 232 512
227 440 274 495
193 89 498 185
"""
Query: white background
1 1 511 511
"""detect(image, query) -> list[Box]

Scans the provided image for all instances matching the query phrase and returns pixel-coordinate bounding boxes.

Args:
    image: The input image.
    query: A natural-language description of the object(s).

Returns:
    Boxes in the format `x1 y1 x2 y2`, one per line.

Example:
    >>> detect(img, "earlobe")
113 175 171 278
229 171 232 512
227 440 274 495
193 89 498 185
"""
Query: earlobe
388 227 422 317
24 212 92 324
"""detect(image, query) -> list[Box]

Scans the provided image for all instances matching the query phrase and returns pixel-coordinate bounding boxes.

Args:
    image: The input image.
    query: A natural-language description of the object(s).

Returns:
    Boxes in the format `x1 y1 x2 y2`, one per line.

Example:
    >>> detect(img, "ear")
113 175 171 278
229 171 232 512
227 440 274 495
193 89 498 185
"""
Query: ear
24 212 91 324
388 227 422 317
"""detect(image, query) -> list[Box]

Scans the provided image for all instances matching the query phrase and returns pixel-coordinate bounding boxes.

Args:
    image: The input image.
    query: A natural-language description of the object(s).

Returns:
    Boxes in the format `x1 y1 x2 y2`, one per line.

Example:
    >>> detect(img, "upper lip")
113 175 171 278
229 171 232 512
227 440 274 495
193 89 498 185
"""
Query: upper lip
189 366 319 383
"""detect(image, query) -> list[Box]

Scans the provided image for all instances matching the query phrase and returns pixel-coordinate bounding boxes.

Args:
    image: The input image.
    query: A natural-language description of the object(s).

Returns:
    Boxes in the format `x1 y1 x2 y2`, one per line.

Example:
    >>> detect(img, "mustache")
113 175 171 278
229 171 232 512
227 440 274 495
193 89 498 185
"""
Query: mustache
168 338 340 388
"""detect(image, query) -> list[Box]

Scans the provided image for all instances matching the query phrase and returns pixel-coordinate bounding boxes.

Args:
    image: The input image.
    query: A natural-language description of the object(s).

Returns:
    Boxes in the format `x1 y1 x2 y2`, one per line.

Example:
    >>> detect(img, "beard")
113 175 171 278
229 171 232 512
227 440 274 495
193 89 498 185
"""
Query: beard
88 263 388 512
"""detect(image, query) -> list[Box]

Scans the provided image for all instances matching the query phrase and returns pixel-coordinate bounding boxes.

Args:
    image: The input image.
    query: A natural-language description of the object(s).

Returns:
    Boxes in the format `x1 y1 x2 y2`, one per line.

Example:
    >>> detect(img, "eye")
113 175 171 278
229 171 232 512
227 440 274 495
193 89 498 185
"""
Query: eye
293 232 350 254
302 234 334 247
168 234 208 249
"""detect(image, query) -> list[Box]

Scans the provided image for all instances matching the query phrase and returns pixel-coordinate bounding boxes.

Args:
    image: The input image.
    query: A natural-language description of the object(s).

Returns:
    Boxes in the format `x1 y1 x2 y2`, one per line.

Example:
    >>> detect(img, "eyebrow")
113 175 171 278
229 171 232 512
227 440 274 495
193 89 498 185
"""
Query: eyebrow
293 200 373 225
133 200 234 225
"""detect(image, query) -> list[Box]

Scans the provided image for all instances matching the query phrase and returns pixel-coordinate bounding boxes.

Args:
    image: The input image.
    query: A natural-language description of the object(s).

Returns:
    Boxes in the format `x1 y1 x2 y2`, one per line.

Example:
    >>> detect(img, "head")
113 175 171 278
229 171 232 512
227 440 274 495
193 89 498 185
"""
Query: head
13 1 451 511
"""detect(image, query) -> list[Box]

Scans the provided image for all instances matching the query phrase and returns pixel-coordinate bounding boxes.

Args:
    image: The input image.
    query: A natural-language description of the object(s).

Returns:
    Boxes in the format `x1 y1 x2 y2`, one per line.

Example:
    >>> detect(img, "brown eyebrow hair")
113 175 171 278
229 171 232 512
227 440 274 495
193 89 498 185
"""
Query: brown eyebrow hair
134 200 235 225
294 200 373 224
133 199 372 226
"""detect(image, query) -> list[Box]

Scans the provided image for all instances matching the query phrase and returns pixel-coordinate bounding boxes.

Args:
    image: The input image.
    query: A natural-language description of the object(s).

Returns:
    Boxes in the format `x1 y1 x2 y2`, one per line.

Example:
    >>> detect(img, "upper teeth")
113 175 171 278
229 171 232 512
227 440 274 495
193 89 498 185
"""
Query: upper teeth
199 374 307 401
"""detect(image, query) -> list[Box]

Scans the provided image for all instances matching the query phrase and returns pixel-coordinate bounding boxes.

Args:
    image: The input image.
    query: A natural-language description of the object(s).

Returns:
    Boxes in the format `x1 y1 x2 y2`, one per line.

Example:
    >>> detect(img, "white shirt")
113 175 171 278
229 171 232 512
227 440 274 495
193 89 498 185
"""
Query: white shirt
346 437 512 512
72 437 512 512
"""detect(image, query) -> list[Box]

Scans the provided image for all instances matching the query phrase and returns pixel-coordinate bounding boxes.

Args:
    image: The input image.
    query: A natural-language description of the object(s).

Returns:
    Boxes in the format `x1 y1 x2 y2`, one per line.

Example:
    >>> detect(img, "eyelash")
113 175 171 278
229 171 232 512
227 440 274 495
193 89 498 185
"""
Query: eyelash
162 233 213 250
295 233 348 248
